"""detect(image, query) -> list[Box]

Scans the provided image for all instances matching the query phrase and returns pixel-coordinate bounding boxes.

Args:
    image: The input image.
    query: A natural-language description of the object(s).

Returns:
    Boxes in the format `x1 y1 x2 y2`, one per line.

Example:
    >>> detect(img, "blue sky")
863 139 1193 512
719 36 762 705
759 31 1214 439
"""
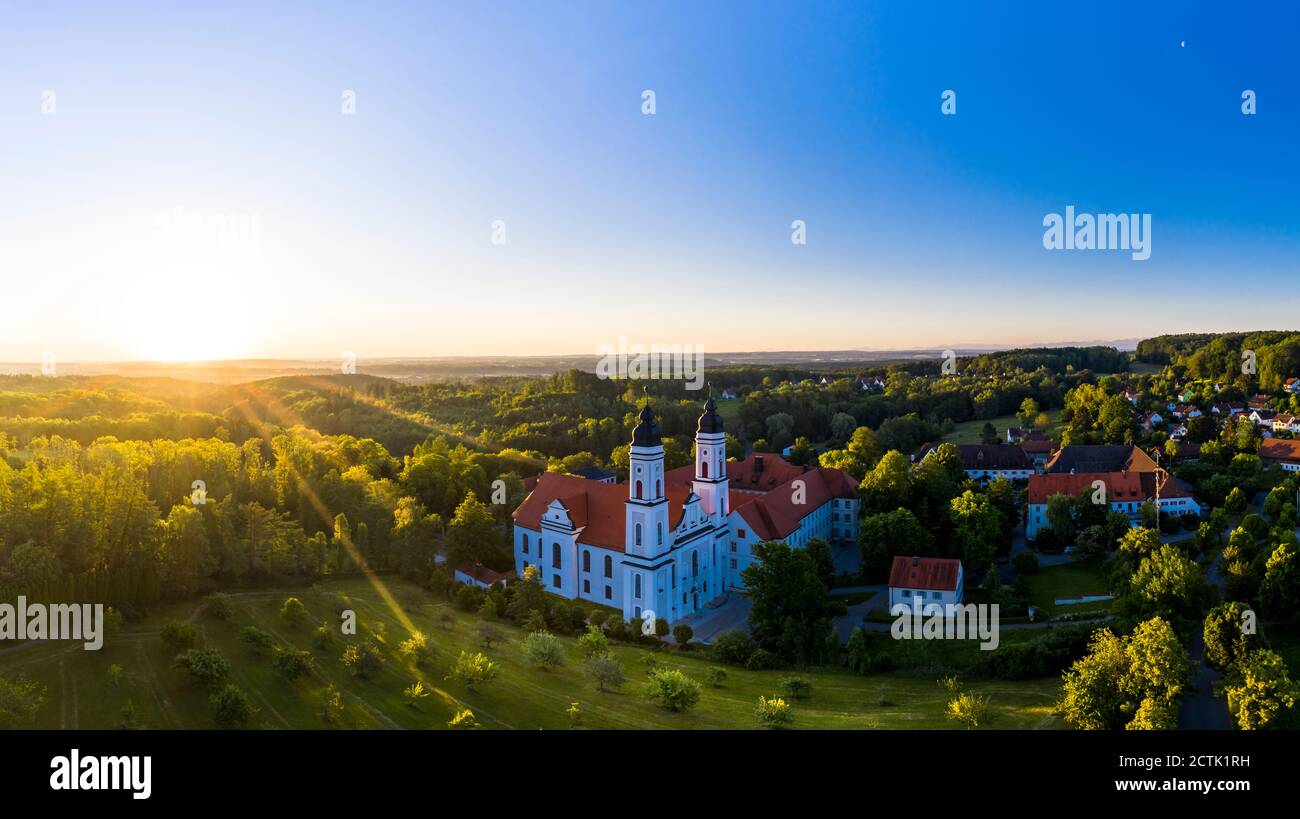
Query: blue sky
2 0 1297 361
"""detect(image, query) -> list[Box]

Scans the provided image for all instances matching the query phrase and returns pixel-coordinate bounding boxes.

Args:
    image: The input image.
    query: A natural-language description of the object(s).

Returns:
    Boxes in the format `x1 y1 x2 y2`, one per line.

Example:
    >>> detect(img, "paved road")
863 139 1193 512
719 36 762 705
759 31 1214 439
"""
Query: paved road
678 594 751 644
1175 496 1248 730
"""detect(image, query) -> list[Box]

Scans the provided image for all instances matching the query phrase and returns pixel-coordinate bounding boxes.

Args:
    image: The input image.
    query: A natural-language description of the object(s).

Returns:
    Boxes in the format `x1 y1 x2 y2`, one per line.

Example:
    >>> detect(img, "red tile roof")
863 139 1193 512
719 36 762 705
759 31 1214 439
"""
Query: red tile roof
734 467 858 540
512 473 691 551
455 562 516 586
1021 439 1058 454
888 556 961 591
514 459 857 551
1260 438 1300 464
1028 471 1193 504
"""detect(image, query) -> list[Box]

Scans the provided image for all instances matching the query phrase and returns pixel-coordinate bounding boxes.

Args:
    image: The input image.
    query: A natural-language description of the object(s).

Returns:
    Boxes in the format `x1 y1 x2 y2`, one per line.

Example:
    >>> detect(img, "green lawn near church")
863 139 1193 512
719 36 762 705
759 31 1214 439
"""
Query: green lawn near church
0 577 1064 730
941 410 1062 445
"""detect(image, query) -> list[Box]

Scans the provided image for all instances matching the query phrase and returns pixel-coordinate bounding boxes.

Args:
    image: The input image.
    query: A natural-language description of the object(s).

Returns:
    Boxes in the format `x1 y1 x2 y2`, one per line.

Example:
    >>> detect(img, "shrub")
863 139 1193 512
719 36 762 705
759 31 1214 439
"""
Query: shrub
578 625 610 658
522 631 566 670
973 624 1092 680
477 621 503 648
447 651 499 690
745 648 781 671
160 619 198 655
278 597 308 627
587 609 609 628
448 708 479 729
827 600 849 617
274 649 316 680
210 684 253 727
454 584 484 612
1013 552 1039 575
780 676 812 700
645 668 702 712
582 654 625 692
403 680 431 707
239 626 277 654
711 630 755 666
755 695 793 728
704 667 727 687
312 621 334 651
118 700 139 730
398 630 436 667
946 692 990 729
567 604 588 633
319 683 343 724
105 664 124 689
341 641 384 679
654 618 670 638
0 675 45 728
523 610 549 634
203 592 233 620
672 624 694 646
173 648 230 690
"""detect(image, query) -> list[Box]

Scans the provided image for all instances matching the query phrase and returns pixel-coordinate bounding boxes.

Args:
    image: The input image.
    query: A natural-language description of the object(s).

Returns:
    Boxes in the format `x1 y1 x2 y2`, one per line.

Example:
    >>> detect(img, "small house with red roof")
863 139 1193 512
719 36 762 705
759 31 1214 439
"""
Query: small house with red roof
454 562 516 590
888 556 963 609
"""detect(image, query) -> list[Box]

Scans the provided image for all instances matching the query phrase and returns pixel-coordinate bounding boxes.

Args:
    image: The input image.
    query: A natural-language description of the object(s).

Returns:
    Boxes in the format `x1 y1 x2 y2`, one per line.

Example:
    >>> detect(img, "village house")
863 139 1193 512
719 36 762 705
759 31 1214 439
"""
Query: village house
1006 427 1048 444
1271 414 1300 435
887 556 964 610
1251 408 1278 428
1260 438 1300 472
454 562 517 590
1140 411 1165 431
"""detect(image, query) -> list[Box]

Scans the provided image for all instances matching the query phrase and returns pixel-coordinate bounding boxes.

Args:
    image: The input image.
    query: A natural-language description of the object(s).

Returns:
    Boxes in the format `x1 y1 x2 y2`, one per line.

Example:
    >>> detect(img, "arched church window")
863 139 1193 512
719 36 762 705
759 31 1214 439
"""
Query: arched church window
702 461 709 478
635 480 643 499
635 523 642 546
552 543 561 569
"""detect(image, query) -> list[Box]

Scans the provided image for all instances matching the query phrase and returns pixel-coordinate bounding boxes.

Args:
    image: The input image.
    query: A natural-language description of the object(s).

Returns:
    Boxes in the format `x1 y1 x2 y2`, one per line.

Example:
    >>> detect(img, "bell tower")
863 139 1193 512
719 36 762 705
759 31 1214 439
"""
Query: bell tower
692 396 729 519
626 403 669 558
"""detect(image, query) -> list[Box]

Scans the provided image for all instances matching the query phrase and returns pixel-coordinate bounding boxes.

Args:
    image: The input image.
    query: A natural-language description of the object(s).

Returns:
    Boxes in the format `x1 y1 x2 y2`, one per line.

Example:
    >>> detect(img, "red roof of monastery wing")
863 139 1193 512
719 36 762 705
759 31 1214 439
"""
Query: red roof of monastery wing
511 472 689 552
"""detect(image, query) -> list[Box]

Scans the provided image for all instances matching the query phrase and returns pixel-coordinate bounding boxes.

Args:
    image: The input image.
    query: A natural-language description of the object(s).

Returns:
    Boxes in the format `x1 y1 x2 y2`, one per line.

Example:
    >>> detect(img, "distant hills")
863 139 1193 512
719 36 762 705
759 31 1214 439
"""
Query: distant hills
0 339 1147 383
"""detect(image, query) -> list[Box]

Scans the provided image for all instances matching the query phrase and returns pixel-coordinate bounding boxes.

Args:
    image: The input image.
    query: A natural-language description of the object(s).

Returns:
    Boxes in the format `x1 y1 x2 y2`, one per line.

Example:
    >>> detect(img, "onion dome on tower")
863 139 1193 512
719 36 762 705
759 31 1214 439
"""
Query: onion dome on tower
631 403 663 446
696 396 724 435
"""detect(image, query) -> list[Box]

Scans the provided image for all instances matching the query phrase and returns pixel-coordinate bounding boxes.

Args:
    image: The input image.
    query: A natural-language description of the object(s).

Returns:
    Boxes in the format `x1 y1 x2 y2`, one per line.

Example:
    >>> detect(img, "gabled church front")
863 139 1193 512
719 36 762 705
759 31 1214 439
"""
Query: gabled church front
511 399 859 624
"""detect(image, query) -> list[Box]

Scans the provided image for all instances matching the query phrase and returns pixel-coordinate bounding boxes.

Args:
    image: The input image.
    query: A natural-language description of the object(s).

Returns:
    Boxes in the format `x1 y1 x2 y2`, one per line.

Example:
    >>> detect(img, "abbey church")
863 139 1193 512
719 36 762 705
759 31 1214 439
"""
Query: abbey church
511 399 859 624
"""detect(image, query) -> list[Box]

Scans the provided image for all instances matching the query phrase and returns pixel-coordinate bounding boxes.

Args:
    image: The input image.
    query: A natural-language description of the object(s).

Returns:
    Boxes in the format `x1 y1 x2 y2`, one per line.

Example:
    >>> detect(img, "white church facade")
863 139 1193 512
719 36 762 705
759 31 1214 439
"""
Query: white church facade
511 399 859 624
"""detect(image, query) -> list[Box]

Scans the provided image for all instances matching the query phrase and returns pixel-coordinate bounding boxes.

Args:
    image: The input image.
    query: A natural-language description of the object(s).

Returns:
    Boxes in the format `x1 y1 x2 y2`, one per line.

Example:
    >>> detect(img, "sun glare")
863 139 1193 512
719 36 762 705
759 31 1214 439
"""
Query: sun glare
121 269 259 362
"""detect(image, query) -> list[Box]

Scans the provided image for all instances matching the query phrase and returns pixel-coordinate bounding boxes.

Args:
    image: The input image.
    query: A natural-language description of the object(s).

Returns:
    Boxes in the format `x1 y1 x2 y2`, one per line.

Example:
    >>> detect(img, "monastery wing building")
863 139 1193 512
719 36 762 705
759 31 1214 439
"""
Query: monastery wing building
511 399 860 624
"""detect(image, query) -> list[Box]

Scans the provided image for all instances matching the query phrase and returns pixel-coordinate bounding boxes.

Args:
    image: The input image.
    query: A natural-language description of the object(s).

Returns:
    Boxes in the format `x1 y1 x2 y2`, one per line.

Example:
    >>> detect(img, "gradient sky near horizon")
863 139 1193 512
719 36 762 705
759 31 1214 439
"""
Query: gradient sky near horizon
2 0 1298 362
